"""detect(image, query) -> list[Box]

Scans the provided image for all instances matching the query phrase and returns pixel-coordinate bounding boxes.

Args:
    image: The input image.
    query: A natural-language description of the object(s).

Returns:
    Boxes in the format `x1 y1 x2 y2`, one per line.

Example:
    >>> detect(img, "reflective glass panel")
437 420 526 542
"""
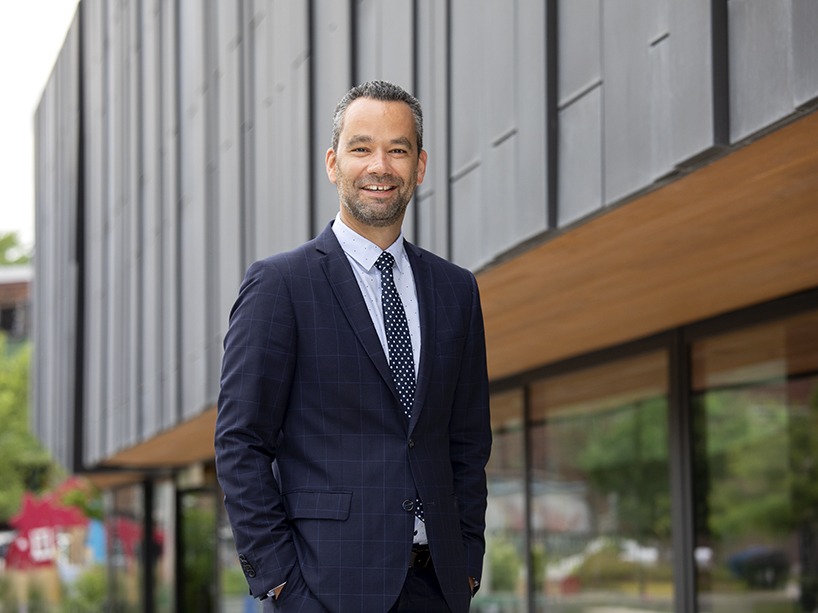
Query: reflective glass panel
692 309 818 613
476 388 527 612
529 351 673 612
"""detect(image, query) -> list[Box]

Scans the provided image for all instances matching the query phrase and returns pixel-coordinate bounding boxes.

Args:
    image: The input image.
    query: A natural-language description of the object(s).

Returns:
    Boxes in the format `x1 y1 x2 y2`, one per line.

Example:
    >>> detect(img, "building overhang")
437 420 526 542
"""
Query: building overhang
82 407 217 489
478 109 818 382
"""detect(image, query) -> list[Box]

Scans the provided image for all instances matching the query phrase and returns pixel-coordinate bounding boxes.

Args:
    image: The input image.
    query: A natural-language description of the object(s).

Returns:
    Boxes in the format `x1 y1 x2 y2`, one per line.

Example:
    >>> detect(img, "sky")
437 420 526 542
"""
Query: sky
0 1 80 250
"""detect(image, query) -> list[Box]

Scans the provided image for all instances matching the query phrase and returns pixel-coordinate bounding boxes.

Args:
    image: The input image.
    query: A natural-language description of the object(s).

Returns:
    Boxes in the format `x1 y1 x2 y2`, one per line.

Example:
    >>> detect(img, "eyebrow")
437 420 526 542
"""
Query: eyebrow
346 134 415 150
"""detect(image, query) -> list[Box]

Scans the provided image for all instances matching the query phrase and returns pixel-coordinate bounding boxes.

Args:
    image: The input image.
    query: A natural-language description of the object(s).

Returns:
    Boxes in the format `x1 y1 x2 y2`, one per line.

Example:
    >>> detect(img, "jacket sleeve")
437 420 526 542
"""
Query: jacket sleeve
215 258 298 597
449 271 492 584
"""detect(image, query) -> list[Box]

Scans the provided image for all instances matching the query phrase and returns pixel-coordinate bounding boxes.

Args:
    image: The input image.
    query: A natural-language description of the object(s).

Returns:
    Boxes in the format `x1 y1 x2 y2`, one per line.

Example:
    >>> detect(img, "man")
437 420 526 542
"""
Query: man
215 80 491 612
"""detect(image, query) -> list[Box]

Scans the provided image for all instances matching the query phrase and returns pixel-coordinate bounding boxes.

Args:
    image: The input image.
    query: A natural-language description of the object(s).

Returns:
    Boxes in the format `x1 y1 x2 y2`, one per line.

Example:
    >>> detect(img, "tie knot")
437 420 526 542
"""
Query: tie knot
375 251 395 272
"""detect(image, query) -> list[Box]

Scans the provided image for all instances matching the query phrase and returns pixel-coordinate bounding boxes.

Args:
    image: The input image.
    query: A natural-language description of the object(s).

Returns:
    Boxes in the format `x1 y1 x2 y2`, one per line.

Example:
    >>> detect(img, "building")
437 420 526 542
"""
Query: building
33 1 818 611
0 265 31 341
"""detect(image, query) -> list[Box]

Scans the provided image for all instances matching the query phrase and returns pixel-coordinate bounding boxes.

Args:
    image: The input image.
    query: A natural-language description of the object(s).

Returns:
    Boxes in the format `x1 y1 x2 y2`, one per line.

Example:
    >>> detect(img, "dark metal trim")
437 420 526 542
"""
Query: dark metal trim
349 0 357 87
683 287 818 342
545 0 559 230
445 0 453 261
143 480 155 613
669 329 697 613
74 0 87 473
711 0 730 145
307 0 317 237
238 0 250 271
523 385 536 613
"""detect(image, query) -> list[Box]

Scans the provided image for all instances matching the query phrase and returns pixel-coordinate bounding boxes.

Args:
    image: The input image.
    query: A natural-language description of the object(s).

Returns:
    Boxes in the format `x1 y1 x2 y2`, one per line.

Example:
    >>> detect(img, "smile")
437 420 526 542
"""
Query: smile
362 185 397 191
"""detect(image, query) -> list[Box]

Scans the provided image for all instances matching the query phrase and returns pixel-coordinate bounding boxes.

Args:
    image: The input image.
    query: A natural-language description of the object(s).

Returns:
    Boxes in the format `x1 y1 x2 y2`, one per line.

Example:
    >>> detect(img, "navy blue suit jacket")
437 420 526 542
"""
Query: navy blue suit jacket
215 222 491 612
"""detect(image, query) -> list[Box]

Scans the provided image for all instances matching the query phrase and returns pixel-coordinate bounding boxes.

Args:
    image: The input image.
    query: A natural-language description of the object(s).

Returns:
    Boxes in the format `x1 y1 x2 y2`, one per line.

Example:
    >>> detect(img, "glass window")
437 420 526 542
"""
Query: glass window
692 309 818 613
153 481 175 612
477 388 527 612
178 488 217 611
529 351 673 611
108 485 144 611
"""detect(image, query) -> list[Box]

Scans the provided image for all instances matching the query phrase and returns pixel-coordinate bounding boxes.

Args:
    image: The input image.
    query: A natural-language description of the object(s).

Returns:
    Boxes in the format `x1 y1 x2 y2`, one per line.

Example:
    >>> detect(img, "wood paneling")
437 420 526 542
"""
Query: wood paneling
479 110 818 381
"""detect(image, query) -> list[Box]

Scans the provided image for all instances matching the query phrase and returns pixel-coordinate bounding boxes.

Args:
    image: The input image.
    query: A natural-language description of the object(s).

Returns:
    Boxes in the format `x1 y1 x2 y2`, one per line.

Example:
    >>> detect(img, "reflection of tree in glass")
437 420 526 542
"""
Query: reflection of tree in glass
792 383 818 610
578 397 671 542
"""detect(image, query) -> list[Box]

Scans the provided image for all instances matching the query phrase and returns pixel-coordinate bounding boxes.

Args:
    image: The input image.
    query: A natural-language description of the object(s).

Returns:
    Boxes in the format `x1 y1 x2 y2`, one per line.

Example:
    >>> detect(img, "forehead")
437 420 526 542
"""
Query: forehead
340 98 417 146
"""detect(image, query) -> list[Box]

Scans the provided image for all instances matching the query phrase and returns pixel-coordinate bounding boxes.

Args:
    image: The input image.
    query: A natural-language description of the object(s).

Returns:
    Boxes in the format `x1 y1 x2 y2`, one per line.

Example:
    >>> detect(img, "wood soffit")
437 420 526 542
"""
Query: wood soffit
477 109 818 381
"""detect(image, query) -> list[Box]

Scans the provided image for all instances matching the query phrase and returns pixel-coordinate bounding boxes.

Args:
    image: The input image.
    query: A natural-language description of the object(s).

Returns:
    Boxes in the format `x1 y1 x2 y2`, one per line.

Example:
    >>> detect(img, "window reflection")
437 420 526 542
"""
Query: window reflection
529 351 673 611
692 309 818 613
477 388 527 611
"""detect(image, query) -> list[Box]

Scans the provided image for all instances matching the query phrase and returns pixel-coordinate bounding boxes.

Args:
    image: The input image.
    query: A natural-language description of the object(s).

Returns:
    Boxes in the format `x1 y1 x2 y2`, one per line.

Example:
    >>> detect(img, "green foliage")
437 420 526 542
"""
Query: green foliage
26 583 49 613
181 500 216 610
0 335 56 521
0 232 31 265
60 483 104 522
60 565 107 613
222 566 250 596
488 538 522 592
574 542 672 588
699 389 795 540
0 574 19 612
531 543 547 591
576 397 672 541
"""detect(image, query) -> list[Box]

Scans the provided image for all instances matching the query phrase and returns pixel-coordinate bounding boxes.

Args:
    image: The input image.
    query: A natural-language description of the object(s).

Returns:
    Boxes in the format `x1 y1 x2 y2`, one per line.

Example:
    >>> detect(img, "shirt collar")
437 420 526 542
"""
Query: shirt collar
332 212 407 273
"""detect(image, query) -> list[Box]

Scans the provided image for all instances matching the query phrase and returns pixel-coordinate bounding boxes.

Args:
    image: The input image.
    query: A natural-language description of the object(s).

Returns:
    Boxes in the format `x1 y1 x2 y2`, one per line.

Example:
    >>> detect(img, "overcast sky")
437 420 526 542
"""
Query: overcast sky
0 1 79 249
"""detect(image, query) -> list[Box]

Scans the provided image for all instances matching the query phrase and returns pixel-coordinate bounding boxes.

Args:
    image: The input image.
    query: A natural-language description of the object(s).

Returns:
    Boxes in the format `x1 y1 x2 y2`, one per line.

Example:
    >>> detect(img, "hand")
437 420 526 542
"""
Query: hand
272 582 286 599
468 576 478 596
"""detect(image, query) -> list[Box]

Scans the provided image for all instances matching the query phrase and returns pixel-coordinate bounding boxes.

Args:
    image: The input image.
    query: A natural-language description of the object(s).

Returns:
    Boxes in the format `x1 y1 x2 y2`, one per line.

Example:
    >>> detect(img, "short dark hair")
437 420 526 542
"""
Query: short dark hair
331 80 423 154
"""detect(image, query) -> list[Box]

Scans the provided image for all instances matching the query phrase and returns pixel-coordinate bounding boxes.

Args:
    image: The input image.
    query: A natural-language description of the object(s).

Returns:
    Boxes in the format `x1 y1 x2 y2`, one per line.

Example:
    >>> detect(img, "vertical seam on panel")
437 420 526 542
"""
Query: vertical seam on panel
173 0 183 424
135 0 145 441
242 0 255 265
74 1 87 472
205 0 219 404
411 0 420 244
308 0 316 238
546 0 558 230
349 0 357 87
445 0 452 262
712 0 730 145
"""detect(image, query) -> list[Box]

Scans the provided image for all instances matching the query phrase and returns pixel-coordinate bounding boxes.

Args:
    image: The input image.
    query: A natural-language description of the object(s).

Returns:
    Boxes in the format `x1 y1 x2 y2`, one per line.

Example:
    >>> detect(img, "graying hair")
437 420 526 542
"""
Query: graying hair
331 80 423 154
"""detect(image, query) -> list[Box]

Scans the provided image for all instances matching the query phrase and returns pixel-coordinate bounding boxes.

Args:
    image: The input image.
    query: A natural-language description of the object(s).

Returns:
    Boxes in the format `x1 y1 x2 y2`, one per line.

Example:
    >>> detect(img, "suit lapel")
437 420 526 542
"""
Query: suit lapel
315 224 397 399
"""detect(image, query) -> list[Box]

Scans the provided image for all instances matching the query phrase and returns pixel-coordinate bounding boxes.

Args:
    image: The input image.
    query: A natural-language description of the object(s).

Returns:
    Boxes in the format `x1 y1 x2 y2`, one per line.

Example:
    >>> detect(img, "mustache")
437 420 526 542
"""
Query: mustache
356 174 403 188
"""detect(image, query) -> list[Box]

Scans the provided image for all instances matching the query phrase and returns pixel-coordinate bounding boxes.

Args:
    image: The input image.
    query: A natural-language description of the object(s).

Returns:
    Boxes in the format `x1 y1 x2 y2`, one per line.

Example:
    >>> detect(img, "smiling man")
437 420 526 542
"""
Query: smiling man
216 81 492 612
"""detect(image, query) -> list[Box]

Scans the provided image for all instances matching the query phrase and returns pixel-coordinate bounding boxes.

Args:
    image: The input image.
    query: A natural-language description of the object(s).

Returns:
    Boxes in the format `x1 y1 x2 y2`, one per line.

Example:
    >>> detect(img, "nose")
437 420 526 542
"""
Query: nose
367 149 390 174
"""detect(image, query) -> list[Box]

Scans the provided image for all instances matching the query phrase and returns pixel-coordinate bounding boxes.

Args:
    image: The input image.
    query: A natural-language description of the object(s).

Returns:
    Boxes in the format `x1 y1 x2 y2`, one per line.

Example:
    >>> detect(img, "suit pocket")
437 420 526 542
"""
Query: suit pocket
283 489 352 520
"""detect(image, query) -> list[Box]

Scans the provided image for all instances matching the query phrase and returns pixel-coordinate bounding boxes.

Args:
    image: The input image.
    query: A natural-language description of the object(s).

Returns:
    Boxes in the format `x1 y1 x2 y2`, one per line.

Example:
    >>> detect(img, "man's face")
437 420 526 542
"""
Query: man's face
326 98 427 230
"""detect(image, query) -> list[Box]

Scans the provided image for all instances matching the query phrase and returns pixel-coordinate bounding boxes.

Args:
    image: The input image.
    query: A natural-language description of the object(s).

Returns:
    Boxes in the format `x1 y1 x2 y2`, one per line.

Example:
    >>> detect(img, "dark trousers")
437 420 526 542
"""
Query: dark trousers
388 556 451 613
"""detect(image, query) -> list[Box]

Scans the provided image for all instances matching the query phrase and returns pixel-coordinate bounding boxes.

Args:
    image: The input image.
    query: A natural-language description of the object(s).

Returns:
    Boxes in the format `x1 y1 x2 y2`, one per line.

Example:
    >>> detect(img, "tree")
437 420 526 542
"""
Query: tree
0 231 32 265
0 334 55 522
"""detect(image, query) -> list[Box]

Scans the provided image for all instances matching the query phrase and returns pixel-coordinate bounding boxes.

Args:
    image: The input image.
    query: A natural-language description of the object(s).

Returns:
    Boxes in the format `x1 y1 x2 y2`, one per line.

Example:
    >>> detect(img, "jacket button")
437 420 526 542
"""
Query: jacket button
402 499 415 512
408 439 415 448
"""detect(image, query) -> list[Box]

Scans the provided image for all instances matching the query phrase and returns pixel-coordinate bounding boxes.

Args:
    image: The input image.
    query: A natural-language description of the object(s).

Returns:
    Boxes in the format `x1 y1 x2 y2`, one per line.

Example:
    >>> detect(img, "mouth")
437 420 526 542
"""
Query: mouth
361 184 398 193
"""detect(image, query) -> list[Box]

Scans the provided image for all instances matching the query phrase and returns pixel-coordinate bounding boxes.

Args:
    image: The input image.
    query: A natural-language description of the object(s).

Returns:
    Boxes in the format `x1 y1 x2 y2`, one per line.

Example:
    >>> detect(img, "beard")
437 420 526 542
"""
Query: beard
336 170 416 228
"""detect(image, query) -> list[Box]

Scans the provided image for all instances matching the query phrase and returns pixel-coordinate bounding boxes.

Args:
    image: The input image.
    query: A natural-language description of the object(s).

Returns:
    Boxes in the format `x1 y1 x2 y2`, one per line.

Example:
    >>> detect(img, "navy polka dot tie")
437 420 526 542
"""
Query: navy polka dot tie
375 251 424 522
375 251 416 419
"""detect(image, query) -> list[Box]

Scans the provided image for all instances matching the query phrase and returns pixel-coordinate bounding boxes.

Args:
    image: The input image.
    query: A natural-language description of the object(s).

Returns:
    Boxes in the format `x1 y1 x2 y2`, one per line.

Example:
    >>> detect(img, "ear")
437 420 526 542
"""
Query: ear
416 149 428 186
325 148 338 184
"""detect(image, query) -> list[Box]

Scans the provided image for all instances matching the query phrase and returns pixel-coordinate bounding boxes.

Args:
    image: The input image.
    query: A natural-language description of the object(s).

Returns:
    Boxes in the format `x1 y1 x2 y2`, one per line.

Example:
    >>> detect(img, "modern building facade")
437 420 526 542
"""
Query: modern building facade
33 1 818 611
